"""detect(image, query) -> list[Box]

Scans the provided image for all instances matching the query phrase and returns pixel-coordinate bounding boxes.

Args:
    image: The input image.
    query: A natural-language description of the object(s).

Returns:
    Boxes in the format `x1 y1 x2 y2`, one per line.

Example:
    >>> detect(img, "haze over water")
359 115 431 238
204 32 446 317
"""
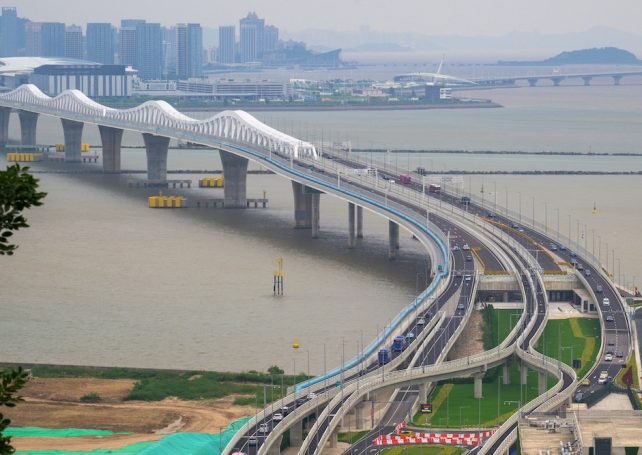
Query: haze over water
2 75 641 374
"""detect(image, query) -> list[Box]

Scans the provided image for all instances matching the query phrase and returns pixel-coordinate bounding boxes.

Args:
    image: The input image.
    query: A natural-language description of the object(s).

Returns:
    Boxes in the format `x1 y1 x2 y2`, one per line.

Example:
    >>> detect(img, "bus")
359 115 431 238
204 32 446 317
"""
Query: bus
428 184 441 194
392 335 407 352
378 348 391 365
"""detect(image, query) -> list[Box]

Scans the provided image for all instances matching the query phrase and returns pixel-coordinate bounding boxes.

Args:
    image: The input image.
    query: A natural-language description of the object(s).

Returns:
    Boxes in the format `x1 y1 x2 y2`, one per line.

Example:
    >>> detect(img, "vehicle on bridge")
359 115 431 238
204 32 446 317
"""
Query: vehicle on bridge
429 183 441 194
378 348 391 365
399 173 412 185
392 335 407 352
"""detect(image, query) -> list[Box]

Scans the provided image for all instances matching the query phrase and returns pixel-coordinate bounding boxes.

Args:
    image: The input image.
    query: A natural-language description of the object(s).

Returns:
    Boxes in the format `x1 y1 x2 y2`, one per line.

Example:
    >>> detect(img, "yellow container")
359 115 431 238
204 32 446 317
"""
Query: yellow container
175 197 182 208
148 196 159 208
81 143 90 153
7 152 15 161
56 144 65 152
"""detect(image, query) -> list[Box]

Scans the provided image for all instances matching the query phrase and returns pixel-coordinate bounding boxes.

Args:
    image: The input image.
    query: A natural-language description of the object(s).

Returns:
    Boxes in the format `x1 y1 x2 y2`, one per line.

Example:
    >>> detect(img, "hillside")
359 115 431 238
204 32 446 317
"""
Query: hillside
498 47 642 65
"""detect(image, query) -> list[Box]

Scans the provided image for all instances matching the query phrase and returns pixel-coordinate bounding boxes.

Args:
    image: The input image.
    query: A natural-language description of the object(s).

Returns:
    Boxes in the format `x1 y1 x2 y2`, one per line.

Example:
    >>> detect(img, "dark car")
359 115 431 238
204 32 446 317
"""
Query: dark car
465 255 473 262
606 315 614 322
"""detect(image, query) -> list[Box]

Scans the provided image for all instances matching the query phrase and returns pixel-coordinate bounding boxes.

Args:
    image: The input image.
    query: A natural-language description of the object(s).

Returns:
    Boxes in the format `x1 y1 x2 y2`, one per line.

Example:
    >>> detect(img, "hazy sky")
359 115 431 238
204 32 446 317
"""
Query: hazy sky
7 0 642 36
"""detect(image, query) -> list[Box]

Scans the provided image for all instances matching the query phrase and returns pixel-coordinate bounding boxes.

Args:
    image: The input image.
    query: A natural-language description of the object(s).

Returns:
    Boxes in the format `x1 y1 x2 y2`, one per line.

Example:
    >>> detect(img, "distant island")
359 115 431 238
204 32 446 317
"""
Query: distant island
498 47 642 65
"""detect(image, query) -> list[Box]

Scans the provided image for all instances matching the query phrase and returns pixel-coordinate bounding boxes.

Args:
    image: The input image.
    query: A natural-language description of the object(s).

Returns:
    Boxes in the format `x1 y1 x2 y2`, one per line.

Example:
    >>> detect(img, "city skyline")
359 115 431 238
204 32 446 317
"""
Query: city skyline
3 0 642 36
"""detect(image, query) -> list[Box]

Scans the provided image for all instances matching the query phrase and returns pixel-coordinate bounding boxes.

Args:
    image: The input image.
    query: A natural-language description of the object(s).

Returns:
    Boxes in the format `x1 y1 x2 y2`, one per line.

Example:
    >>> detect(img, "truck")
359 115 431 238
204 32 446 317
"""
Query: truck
378 348 391 365
428 184 441 194
460 196 471 205
399 173 412 185
392 335 406 352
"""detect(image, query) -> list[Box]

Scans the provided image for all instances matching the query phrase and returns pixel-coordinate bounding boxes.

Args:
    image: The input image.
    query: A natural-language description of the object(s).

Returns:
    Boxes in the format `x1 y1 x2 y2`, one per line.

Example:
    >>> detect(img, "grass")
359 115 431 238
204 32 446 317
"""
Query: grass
615 350 640 389
337 430 370 444
380 445 464 455
534 318 601 379
1 363 309 404
412 363 554 428
481 306 523 350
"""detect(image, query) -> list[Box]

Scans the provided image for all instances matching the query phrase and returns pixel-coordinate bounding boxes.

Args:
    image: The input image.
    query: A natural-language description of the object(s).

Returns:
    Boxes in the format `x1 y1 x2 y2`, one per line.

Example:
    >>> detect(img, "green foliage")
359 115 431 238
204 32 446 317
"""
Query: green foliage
0 367 29 454
268 365 284 375
0 164 46 256
79 392 102 403
337 430 369 444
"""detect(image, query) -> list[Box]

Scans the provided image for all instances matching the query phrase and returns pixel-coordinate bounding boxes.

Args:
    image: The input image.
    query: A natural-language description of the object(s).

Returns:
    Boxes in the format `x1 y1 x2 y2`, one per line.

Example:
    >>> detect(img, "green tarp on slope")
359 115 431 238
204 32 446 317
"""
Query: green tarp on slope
7 428 130 438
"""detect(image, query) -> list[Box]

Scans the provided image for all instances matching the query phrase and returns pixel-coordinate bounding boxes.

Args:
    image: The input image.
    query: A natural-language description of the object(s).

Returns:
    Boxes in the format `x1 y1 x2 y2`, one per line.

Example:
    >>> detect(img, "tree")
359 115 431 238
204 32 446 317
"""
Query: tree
0 367 29 454
267 365 284 376
0 164 46 256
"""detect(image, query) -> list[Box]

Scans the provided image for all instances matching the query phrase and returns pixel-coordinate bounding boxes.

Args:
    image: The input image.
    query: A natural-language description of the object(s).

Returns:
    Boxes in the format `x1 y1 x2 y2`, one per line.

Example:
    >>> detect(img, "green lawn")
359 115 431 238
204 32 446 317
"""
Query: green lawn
534 318 601 379
380 445 464 455
338 430 370 444
412 363 553 428
481 307 523 350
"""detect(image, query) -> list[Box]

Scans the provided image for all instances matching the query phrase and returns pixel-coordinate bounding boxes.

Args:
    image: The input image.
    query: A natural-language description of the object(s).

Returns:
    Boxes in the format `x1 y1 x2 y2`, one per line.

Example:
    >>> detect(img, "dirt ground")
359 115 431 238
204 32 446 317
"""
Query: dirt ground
6 377 256 452
447 309 485 360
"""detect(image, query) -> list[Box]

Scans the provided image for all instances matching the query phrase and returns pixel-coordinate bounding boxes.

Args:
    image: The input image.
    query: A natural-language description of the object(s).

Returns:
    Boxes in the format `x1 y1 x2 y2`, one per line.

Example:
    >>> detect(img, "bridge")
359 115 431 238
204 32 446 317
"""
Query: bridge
471 70 642 87
0 85 633 455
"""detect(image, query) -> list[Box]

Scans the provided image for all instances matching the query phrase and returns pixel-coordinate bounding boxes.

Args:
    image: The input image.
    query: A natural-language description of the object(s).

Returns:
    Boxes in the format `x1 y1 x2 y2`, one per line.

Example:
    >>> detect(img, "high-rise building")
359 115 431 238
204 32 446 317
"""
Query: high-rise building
41 22 65 57
87 23 114 64
162 26 177 78
239 12 264 63
120 19 145 29
136 22 162 80
263 25 278 53
218 25 235 64
0 7 19 57
118 27 138 66
25 22 42 56
64 25 83 60
177 23 202 79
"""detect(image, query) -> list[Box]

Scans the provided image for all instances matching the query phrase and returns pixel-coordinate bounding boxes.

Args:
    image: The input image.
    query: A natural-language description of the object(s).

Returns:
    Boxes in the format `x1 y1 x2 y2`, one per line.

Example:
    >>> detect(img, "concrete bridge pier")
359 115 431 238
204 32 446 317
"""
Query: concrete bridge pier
419 382 430 402
527 78 538 87
613 75 622 85
61 118 84 162
292 182 321 237
356 206 364 238
582 76 592 86
266 441 281 455
520 363 528 385
502 364 511 385
473 373 484 399
355 399 365 428
328 427 339 448
551 77 563 87
220 150 248 208
289 419 304 447
538 371 547 395
98 125 123 173
388 221 399 260
143 133 170 182
348 203 356 248
0 107 10 150
18 110 38 146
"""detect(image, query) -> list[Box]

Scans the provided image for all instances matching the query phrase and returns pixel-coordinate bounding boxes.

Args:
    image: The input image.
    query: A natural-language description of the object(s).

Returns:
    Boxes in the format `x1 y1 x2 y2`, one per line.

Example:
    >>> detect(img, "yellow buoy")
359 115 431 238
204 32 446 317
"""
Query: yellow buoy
292 338 300 349
592 202 597 215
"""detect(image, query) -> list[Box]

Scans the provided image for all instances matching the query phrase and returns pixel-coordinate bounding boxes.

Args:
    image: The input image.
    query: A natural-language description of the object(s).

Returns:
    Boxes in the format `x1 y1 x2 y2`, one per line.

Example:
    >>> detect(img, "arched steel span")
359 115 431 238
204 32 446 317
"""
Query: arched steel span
0 84 318 158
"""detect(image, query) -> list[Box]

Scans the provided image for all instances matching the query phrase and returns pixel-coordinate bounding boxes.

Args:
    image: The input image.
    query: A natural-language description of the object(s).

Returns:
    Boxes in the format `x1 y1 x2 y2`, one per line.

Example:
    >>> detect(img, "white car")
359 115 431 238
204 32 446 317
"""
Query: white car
462 244 470 250
603 297 610 306
307 392 318 400
605 353 613 361
272 413 283 422
258 423 269 433
417 317 426 326
598 370 608 384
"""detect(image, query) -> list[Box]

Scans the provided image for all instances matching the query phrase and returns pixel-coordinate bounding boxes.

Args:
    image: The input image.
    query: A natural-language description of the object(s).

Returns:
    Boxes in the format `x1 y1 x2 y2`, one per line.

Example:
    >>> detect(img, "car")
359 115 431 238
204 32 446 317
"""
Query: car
576 263 584 271
574 392 584 402
295 398 307 406
457 303 465 311
606 315 614 322
452 244 460 251
559 245 567 251
273 413 284 422
465 255 473 262
462 243 470 250
464 275 472 283
596 284 603 293
570 251 577 257
398 430 414 437
248 436 258 446
581 378 591 386
584 269 591 277
598 371 608 384
258 423 269 433
417 317 426 326
607 340 615 346
549 243 558 251
406 332 415 341
605 353 613 361
606 347 614 355
454 270 463 277
486 212 495 218
307 392 318 400
616 351 624 358
510 223 519 229
570 258 578 267
603 297 610 306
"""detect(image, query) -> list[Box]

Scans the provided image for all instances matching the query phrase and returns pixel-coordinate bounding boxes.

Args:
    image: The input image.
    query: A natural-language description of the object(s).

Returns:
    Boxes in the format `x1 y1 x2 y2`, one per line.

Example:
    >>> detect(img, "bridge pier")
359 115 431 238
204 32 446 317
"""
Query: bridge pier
328 427 339 448
527 78 538 87
582 76 592 86
290 419 303 447
538 371 547 395
18 110 38 146
348 203 356 248
613 75 622 85
388 221 399 260
551 77 563 87
356 206 364 238
0 107 10 150
292 181 321 236
419 382 430 403
355 400 365 429
61 118 84 162
266 441 281 455
520 363 528 385
98 125 123 173
220 150 248 208
473 373 484 399
502 364 511 385
143 133 169 182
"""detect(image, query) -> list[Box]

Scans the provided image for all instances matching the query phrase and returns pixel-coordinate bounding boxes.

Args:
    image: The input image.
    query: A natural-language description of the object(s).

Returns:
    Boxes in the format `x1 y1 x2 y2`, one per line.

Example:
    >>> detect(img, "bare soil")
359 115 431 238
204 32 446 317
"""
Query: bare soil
6 378 256 452
447 309 485 360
